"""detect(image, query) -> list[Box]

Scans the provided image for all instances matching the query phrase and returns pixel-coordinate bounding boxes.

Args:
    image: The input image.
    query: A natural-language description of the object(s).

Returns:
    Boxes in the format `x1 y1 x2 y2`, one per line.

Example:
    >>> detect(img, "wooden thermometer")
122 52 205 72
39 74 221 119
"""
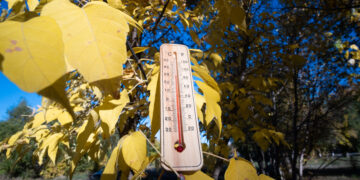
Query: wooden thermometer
160 44 203 171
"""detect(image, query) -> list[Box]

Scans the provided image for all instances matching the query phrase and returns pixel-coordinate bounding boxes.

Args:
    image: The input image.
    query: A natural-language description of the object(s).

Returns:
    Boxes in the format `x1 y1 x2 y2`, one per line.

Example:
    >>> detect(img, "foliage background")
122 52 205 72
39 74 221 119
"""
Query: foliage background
0 0 359 180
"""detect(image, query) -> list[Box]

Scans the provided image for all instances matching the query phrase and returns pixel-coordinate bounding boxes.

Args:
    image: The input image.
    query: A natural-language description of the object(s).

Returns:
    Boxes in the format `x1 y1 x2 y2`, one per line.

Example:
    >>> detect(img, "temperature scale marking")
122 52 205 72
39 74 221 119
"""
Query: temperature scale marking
160 44 203 171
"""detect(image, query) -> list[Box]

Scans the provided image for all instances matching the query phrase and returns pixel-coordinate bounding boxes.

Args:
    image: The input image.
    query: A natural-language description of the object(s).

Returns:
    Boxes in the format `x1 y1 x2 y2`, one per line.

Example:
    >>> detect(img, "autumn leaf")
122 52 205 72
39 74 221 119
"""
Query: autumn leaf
190 30 201 46
195 93 205 124
148 65 160 139
224 158 258 180
259 174 275 180
32 111 46 128
97 90 129 139
196 81 222 133
192 65 221 93
127 47 149 57
183 170 213 180
42 0 131 83
101 134 129 180
121 131 147 172
0 16 66 92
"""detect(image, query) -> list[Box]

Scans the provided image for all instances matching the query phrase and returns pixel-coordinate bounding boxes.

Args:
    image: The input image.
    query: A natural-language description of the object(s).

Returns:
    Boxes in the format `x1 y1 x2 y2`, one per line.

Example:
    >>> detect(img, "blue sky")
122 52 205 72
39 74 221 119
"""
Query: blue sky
0 73 41 121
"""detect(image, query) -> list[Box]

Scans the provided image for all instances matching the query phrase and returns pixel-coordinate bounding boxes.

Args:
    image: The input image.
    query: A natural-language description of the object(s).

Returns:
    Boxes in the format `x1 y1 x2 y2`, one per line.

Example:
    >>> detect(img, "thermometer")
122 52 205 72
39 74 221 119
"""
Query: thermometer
160 44 203 171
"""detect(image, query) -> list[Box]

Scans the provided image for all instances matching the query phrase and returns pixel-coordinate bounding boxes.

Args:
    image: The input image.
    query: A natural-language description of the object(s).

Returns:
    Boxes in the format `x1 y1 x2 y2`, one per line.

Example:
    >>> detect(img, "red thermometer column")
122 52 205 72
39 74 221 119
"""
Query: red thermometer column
160 44 203 171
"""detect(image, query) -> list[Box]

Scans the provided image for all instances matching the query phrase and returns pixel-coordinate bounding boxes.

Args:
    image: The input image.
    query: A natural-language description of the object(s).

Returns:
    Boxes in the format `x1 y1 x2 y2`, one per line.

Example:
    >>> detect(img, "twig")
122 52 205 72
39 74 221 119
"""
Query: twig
203 151 230 162
127 82 142 94
148 19 180 47
138 130 180 178
126 41 148 82
152 0 170 33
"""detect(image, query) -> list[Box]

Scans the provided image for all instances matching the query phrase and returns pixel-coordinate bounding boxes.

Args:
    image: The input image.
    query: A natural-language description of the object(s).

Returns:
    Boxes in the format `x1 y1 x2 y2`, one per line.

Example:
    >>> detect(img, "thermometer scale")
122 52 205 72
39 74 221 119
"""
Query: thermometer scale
160 44 203 171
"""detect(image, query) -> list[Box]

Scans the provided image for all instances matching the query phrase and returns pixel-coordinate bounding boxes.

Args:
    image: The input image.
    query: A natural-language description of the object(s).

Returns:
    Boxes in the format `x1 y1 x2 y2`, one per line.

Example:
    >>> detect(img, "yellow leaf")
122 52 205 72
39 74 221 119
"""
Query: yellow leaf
131 155 159 180
225 158 258 180
38 148 47 165
209 53 222 67
195 93 205 124
179 13 189 28
31 127 49 142
45 107 62 123
192 65 220 92
101 134 129 180
122 131 147 172
42 0 130 83
252 130 270 151
38 75 74 117
70 111 97 177
58 110 73 126
27 0 39 11
148 65 160 139
350 44 359 51
190 30 201 46
107 0 124 9
8 11 38 22
0 16 66 92
196 81 222 133
230 6 246 32
32 111 46 128
127 47 149 57
92 85 103 99
97 90 129 139
46 133 64 164
7 0 22 10
183 170 213 180
230 127 245 142
7 131 23 147
76 111 96 153
259 174 275 180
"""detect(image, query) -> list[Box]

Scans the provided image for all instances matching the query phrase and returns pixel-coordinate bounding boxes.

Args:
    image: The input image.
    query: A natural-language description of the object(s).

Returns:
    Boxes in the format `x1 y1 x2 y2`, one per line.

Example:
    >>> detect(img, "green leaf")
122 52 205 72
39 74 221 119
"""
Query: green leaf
0 16 66 92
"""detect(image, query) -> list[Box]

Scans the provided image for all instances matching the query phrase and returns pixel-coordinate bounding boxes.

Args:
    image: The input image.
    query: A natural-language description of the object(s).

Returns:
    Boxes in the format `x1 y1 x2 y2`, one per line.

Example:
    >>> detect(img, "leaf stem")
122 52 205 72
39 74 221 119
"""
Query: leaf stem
203 151 230 162
138 130 180 178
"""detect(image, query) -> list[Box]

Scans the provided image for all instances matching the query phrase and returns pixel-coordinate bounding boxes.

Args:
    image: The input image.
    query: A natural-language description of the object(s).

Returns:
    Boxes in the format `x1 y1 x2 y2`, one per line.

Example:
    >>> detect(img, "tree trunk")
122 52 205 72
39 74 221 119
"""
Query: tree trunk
291 68 299 180
212 160 222 180
299 149 305 180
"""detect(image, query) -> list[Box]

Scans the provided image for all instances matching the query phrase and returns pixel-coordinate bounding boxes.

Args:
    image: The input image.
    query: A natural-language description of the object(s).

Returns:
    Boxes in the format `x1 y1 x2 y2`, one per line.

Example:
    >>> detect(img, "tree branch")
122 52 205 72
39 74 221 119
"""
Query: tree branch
126 41 148 82
152 0 170 33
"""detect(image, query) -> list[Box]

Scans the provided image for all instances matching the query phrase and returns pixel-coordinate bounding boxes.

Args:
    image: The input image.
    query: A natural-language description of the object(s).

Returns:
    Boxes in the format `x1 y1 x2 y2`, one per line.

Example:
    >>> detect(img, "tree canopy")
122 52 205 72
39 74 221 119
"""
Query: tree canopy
0 0 359 179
